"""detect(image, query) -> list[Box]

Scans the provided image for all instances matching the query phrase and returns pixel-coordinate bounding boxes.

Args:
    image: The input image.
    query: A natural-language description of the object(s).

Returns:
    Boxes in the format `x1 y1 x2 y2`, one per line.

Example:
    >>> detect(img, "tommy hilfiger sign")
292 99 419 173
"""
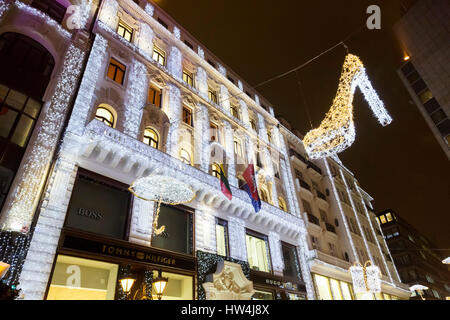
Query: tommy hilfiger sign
61 232 196 271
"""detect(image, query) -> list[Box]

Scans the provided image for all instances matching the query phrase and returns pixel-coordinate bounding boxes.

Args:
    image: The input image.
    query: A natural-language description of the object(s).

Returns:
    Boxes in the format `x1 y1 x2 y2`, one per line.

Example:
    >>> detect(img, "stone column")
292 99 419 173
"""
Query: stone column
195 210 216 253
138 21 154 59
123 59 148 138
223 121 238 187
220 84 230 114
128 197 154 247
18 157 78 300
296 231 316 300
228 217 247 261
165 83 182 157
196 66 208 100
240 100 250 128
268 231 284 275
193 104 210 172
167 45 182 82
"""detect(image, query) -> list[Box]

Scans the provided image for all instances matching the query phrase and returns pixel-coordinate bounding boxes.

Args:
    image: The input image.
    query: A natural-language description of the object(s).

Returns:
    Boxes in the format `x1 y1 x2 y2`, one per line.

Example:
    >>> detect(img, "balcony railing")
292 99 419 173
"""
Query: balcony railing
325 222 336 234
289 148 308 164
307 162 322 175
307 213 320 226
299 179 311 191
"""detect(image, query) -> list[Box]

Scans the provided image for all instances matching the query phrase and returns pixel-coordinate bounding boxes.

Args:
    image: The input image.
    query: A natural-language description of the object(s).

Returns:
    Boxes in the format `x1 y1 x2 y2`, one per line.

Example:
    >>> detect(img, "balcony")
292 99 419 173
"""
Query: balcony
309 249 352 271
298 179 313 200
307 161 322 180
315 190 328 209
289 148 308 170
325 222 336 234
307 213 320 226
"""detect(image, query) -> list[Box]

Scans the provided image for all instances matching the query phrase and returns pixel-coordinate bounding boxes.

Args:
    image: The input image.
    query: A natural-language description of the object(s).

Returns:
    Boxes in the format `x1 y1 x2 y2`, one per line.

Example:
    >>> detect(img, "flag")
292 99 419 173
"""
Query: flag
242 164 261 212
219 164 232 200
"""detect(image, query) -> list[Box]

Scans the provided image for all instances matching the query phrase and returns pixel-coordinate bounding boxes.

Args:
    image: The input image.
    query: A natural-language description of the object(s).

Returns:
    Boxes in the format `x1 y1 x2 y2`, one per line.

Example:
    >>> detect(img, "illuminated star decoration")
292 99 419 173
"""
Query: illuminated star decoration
303 54 392 159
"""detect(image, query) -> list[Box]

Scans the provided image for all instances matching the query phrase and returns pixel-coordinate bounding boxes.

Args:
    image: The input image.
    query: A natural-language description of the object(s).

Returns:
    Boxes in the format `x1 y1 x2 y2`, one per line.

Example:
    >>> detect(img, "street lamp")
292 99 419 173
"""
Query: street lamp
152 269 168 300
0 261 10 279
119 272 136 299
409 284 428 300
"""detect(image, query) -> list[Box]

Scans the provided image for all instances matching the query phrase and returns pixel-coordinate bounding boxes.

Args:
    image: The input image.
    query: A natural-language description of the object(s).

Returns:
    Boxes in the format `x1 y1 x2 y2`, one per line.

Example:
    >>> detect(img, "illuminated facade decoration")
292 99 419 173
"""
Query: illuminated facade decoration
303 54 392 159
0 0 410 301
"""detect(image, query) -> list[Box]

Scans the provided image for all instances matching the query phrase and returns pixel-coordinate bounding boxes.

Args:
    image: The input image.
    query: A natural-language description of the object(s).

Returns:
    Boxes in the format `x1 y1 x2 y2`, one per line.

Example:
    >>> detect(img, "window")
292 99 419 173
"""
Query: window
0 86 43 147
311 236 320 250
107 58 126 85
250 118 257 131
432 289 440 299
148 85 162 107
95 106 115 127
180 149 192 165
46 255 118 300
267 129 272 143
216 218 229 257
230 104 240 119
208 88 218 104
182 70 194 87
328 243 336 257
278 197 288 212
211 163 221 178
314 274 332 300
234 139 242 157
210 122 218 141
379 215 387 224
182 107 193 126
419 90 433 104
183 40 193 50
281 243 301 280
31 0 67 24
430 108 447 125
153 46 166 66
319 209 328 222
426 274 434 283
157 18 168 29
246 231 271 273
117 20 133 42
143 127 159 149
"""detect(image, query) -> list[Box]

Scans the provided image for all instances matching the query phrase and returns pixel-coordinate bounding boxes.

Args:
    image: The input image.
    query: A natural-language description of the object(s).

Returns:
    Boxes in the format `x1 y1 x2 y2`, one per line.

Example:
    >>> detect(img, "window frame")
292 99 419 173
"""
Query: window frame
215 218 230 257
107 57 126 85
182 106 193 126
143 127 159 149
153 46 166 66
95 106 115 128
245 229 272 274
117 20 133 42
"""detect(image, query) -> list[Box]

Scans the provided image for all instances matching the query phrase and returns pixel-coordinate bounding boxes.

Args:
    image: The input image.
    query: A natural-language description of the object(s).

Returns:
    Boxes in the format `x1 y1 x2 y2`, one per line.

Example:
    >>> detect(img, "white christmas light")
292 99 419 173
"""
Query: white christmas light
3 44 85 232
303 54 392 159
0 1 11 22
350 261 381 294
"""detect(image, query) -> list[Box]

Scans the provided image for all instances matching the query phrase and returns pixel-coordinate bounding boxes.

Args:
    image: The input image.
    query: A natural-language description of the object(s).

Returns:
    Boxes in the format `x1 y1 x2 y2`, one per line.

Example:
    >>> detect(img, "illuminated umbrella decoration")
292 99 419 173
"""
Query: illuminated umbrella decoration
129 175 195 236
409 284 428 300
303 53 392 159
349 261 382 294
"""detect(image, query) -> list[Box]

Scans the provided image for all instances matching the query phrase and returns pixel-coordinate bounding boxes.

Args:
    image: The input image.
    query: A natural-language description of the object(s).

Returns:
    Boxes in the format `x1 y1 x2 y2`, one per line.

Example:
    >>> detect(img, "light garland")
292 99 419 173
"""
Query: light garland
0 1 11 22
144 2 154 17
123 59 148 138
99 0 119 29
138 22 154 58
168 45 182 81
166 84 181 157
303 54 392 159
3 44 85 232
349 261 381 294
173 26 181 40
268 231 284 272
196 66 208 99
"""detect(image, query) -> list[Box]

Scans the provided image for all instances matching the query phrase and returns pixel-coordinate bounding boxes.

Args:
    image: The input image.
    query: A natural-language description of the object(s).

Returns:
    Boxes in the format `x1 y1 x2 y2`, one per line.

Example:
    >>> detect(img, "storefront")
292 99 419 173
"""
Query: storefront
44 169 197 300
250 270 307 300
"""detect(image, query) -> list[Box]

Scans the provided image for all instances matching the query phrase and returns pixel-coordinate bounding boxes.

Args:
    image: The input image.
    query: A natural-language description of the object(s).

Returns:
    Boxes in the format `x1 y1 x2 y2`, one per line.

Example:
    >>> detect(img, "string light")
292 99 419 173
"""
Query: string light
303 54 392 159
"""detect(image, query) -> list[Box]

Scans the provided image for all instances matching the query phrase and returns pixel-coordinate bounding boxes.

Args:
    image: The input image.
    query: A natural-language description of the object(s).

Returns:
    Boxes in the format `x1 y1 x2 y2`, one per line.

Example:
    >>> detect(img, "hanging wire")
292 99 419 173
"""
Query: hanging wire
294 70 314 130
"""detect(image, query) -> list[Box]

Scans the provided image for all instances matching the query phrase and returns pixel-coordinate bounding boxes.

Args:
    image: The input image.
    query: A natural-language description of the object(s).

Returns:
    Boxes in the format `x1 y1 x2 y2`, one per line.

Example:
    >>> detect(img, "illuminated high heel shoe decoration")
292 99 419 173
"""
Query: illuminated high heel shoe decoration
303 54 392 159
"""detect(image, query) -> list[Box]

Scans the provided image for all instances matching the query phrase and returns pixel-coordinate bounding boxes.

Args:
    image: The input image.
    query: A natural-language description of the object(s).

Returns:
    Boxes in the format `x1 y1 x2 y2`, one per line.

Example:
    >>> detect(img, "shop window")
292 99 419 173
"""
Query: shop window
151 204 193 255
330 278 343 300
314 274 332 300
179 148 192 165
117 20 133 42
65 171 131 239
153 46 166 66
383 293 391 300
245 231 271 273
148 85 162 108
46 255 118 300
143 127 159 149
107 58 126 85
182 106 193 126
215 218 229 257
95 106 115 127
340 281 353 300
281 243 301 280
151 270 193 300
182 70 194 87
252 290 274 300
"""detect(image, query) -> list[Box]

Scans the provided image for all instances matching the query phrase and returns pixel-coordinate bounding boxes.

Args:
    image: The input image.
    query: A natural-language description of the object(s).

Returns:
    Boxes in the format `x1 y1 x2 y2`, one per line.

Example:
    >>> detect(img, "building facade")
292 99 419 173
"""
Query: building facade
376 209 450 300
394 0 450 160
0 0 410 300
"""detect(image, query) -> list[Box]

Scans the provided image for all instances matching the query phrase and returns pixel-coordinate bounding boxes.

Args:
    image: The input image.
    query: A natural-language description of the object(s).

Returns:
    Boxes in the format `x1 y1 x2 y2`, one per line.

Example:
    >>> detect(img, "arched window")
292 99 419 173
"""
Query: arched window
95 106 115 127
180 148 192 165
212 163 221 178
143 127 159 149
278 197 288 212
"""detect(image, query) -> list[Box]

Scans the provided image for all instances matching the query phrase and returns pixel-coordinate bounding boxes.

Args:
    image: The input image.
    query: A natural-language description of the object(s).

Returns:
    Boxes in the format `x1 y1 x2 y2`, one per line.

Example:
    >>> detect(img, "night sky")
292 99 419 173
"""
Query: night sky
153 0 450 251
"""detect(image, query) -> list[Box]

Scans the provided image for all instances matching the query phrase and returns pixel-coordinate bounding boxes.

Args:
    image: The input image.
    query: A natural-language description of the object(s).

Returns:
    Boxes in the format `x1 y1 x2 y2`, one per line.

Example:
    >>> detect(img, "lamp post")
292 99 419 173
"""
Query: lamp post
152 269 168 300
119 271 136 299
